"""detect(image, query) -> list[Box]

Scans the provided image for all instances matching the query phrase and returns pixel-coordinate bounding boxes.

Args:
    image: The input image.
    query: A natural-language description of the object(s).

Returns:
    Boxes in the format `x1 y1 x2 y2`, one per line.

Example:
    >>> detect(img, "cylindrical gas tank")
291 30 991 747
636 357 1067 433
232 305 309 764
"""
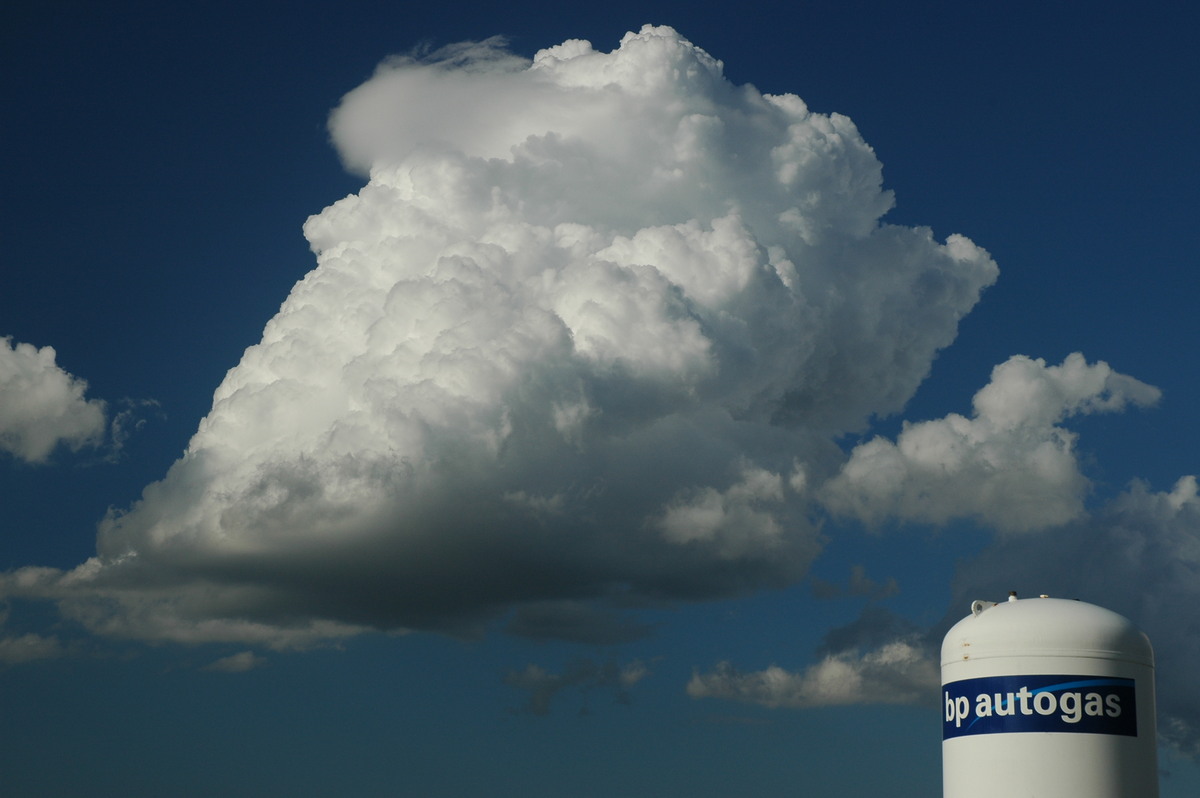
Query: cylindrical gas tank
942 594 1157 798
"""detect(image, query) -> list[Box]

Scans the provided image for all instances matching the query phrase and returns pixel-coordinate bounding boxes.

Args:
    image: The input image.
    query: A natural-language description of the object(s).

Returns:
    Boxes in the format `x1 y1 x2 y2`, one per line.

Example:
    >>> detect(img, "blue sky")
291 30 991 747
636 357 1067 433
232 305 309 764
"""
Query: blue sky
2 2 1198 795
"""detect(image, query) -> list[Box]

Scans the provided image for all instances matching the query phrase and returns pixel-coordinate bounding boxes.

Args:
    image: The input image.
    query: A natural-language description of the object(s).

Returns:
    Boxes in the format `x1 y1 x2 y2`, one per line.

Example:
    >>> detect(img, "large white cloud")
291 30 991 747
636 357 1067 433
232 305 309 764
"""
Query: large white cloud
0 26 998 647
821 353 1160 532
0 337 107 464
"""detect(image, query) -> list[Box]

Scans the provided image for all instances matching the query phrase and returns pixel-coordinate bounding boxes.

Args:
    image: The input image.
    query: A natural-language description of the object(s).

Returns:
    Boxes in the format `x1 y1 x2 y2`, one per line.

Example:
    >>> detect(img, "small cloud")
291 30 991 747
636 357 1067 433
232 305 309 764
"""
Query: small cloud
104 399 163 462
202 651 267 673
688 605 936 710
0 336 107 464
504 657 651 716
0 632 65 664
810 565 899 600
687 640 937 710
655 462 791 559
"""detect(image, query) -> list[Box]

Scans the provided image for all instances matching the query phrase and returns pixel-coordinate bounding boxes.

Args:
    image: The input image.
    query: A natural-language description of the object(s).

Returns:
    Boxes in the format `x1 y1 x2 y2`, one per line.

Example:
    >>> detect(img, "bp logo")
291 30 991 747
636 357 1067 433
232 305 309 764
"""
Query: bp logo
943 674 1137 739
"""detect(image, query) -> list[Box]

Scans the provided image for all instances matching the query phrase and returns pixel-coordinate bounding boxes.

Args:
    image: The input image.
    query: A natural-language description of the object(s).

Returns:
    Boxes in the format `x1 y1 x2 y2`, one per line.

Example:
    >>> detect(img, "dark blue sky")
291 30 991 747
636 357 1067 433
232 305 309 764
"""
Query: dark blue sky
3 2 1198 795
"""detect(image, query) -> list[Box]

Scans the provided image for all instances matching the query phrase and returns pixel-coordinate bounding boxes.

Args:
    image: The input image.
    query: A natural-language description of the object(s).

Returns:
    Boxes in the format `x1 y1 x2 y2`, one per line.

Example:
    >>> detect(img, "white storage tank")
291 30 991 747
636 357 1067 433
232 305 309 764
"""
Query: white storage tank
942 593 1157 797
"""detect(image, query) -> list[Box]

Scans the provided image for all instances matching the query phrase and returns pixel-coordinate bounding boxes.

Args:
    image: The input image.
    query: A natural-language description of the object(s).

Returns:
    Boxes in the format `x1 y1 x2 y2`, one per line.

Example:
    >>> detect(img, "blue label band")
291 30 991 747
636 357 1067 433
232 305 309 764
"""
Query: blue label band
943 674 1137 739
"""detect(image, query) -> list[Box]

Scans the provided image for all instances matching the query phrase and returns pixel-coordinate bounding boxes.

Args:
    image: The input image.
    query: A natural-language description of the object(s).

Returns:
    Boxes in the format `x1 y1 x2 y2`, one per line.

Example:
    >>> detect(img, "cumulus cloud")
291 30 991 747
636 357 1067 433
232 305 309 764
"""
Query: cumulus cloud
0 25 997 647
821 353 1160 533
0 337 107 463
